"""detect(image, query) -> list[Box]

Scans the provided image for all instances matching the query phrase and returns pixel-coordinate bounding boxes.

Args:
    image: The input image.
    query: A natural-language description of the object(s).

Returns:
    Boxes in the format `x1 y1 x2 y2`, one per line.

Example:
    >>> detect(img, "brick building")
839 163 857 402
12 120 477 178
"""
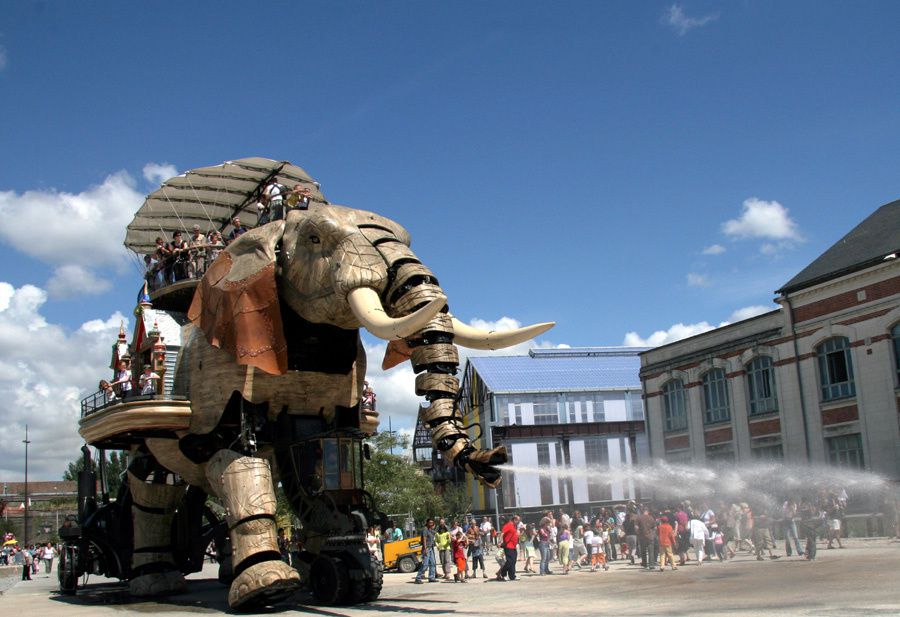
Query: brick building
640 199 900 480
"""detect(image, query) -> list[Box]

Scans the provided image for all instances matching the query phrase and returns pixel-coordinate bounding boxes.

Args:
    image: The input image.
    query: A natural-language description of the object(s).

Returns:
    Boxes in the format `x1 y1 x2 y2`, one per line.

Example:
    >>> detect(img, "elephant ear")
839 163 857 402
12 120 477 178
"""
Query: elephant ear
187 222 288 375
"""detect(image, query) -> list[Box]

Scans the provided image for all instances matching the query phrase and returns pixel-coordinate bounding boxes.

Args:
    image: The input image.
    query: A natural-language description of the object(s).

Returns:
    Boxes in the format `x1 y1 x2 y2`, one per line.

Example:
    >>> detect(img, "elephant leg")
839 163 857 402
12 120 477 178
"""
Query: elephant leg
127 462 188 597
205 449 300 610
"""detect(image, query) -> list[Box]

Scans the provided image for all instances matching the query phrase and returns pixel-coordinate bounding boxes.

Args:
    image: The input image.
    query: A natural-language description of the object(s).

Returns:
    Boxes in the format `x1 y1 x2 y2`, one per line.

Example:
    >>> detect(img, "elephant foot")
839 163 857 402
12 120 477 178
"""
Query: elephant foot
228 560 301 610
129 569 187 597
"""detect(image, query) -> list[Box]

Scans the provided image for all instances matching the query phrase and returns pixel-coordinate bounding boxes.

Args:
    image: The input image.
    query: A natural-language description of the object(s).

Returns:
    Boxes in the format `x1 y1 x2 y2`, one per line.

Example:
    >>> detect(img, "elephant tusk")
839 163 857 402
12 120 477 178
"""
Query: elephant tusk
348 287 447 340
450 317 556 350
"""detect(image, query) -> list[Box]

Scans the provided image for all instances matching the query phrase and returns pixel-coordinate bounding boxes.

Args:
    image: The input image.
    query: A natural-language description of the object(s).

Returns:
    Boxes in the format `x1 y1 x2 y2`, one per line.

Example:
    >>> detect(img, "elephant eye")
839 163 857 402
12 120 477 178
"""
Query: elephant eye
309 235 320 244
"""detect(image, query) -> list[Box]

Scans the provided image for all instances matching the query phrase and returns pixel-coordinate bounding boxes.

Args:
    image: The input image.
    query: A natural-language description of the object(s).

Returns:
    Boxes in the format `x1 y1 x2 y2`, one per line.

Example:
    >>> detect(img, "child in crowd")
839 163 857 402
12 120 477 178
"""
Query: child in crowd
452 531 468 582
710 523 727 561
657 516 678 571
590 527 608 571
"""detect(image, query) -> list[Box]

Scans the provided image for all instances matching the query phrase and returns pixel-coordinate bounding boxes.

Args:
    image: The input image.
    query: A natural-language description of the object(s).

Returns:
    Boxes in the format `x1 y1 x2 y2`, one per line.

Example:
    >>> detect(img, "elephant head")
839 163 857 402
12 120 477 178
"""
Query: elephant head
187 203 554 487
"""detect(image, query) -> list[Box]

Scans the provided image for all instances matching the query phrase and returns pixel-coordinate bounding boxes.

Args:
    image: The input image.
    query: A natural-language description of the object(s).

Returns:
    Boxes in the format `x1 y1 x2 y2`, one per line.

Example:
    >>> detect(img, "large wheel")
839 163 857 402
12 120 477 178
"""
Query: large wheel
309 556 348 605
398 555 417 574
58 545 78 596
348 555 383 604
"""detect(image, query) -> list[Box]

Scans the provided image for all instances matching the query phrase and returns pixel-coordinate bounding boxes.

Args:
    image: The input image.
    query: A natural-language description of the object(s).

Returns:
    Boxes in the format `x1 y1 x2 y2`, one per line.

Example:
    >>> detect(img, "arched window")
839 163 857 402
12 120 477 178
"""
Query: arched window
702 368 731 424
816 337 855 401
892 324 900 383
746 356 778 415
663 380 688 432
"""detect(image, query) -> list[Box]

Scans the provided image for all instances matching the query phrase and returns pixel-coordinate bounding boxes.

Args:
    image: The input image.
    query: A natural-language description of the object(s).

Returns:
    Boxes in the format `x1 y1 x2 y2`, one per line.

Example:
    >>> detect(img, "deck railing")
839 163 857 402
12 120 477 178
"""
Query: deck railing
80 389 187 419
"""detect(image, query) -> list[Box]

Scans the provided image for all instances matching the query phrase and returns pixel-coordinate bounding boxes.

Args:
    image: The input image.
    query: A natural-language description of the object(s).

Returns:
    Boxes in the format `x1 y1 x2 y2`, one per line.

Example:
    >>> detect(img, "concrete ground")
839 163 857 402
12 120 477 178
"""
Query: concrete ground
2 538 898 616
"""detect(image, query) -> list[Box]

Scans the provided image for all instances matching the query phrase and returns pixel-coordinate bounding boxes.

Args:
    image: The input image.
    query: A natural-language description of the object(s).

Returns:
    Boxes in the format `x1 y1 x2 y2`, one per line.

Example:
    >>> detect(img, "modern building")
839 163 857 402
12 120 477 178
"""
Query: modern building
640 199 900 481
439 347 649 516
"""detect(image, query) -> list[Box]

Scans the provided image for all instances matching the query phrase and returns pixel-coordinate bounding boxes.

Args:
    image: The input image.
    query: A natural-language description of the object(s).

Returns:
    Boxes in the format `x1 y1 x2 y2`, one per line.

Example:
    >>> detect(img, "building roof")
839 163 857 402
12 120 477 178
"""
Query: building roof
778 199 900 295
0 481 78 497
140 308 189 347
468 347 649 394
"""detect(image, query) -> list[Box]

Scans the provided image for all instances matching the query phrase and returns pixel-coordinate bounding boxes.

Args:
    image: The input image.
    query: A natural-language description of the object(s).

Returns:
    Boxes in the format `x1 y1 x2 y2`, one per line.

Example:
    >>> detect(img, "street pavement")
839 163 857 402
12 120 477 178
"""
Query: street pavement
2 538 898 616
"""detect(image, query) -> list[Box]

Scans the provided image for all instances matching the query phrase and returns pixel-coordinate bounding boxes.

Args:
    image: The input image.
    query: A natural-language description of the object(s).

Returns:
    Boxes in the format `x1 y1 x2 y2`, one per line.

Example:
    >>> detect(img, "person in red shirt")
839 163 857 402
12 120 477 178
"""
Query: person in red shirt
497 515 521 581
657 516 678 571
451 531 469 582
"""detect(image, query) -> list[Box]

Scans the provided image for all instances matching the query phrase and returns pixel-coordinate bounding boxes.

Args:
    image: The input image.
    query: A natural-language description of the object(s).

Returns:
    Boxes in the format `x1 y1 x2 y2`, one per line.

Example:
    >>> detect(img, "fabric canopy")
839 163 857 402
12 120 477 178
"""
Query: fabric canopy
124 157 326 256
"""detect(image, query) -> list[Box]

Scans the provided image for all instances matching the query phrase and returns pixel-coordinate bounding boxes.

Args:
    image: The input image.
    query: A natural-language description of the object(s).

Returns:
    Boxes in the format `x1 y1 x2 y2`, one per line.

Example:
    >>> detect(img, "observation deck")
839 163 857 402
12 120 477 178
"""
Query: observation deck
79 394 192 450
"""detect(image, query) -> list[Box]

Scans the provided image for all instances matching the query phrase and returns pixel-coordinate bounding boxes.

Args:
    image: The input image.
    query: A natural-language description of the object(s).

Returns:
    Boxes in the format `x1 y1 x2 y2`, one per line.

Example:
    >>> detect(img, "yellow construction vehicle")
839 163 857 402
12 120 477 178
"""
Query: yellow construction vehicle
382 536 423 573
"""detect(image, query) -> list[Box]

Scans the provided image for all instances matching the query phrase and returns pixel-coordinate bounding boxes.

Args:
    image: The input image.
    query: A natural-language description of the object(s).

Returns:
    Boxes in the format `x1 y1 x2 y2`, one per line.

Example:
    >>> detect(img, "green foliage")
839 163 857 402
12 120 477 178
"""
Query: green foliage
62 450 129 497
363 432 446 526
439 483 472 521
0 519 21 540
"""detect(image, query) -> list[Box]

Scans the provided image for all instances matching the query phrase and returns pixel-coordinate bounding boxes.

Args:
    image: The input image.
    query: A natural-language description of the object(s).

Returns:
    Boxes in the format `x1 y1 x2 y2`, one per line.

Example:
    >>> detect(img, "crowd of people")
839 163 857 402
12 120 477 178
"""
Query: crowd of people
0 535 57 581
412 491 853 583
143 182 314 291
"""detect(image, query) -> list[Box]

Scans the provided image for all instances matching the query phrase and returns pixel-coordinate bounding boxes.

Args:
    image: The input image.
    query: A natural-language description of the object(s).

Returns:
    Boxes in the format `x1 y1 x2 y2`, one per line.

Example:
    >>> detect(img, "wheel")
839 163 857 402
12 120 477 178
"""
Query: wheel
398 555 417 574
348 555 383 604
58 545 78 596
309 555 348 605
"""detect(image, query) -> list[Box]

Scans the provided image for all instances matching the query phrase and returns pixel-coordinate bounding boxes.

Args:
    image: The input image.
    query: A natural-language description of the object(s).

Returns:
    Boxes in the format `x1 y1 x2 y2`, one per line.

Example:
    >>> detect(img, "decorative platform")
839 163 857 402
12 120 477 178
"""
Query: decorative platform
79 398 192 450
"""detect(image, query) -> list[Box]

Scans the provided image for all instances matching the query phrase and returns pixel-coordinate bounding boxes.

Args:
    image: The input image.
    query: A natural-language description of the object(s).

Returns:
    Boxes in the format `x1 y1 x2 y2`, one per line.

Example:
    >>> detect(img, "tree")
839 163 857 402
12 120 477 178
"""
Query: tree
63 450 129 497
363 432 445 527
439 483 472 522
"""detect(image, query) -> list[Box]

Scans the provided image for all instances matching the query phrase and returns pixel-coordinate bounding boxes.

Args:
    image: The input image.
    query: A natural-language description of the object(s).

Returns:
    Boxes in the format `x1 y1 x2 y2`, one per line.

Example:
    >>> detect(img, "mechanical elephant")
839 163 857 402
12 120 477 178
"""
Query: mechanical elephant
135 203 553 608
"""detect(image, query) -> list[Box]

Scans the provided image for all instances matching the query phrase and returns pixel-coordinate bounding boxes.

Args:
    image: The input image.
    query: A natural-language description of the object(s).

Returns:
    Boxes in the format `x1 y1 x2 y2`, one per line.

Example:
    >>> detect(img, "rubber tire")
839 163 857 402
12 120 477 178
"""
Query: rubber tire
398 556 417 574
348 555 383 604
58 546 78 596
309 556 348 605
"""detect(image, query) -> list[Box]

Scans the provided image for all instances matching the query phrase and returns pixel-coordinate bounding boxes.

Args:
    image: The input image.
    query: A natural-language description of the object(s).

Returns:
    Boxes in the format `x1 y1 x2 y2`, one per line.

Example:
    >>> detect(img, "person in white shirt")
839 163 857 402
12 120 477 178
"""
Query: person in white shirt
688 514 710 565
110 360 133 399
40 543 55 575
139 365 161 396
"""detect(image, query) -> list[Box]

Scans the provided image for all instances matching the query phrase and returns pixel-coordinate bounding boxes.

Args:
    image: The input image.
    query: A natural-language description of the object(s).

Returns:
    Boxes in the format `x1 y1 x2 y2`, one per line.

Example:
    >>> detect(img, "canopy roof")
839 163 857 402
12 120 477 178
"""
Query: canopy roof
124 157 326 255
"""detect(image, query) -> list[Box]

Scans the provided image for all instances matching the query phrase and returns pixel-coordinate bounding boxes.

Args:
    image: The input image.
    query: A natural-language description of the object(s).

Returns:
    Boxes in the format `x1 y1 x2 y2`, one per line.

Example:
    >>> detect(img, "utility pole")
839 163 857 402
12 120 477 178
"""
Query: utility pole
22 425 30 546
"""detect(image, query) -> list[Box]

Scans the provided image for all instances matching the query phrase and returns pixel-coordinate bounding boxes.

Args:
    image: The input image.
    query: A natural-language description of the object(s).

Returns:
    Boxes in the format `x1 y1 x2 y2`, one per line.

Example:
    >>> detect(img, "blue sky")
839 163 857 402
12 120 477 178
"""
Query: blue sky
1 1 899 477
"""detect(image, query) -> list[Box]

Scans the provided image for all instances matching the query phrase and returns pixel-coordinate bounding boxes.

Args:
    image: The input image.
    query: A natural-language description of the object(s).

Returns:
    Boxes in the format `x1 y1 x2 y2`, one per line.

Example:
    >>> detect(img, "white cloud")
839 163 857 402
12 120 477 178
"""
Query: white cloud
728 305 773 322
722 197 801 241
687 272 710 287
623 304 776 347
46 264 112 299
623 322 716 347
0 165 172 299
0 282 128 479
142 163 178 186
665 4 719 36
702 244 726 255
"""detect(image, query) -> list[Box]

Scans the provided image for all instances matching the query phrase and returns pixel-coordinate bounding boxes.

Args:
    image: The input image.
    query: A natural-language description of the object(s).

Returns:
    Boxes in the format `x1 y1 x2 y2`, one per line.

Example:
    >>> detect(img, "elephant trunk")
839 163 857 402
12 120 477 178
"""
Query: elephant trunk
384 264 506 487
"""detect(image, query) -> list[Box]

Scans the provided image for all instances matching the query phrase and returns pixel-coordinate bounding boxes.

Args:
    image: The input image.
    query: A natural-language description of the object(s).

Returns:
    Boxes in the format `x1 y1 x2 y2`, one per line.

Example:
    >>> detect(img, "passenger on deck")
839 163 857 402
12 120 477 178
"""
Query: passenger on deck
142 254 159 291
154 236 173 286
361 381 376 411
168 231 190 281
227 217 247 244
99 379 118 404
287 184 311 211
110 360 134 399
256 193 271 226
264 182 285 221
207 230 224 263
139 365 161 396
188 224 207 279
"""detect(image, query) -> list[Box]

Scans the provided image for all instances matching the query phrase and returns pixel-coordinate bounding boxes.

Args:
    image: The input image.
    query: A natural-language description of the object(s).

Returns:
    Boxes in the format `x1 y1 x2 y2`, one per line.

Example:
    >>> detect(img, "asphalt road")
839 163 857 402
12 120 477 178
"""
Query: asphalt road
2 538 899 616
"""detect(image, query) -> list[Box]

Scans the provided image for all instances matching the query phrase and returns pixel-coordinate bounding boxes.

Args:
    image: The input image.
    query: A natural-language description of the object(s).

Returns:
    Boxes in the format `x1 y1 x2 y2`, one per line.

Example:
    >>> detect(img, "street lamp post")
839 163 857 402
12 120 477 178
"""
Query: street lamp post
22 425 30 546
